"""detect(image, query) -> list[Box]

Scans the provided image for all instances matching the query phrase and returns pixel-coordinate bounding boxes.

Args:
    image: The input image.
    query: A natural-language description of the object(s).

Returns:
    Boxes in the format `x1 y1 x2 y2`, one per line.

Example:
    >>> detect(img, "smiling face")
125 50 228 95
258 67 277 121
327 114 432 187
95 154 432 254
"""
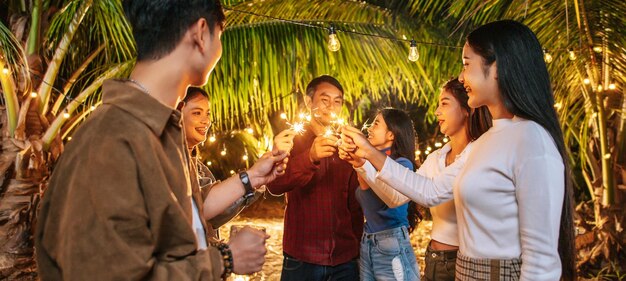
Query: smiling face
367 113 394 150
435 89 468 139
306 82 344 126
182 94 212 147
459 43 500 109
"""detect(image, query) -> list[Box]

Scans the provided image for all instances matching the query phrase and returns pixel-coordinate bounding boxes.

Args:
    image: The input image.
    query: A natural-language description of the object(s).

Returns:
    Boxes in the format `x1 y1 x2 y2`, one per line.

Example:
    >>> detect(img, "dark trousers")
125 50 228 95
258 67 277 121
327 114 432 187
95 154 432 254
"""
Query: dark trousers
280 253 359 281
423 242 457 281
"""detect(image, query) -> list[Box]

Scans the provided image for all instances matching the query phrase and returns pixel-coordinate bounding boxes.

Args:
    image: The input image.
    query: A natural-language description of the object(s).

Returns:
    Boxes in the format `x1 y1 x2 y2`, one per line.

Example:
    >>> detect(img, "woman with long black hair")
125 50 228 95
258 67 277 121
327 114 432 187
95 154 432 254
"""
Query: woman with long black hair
342 108 421 281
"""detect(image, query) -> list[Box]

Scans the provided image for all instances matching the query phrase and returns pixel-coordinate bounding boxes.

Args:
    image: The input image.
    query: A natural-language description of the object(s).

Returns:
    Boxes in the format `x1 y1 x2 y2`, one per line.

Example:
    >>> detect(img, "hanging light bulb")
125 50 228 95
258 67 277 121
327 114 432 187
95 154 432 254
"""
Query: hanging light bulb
583 78 590 85
62 110 70 119
593 46 602 53
568 49 576 61
328 26 341 52
434 142 442 148
408 40 419 62
543 49 553 63
229 170 235 175
220 144 227 156
415 150 421 156
206 161 212 166
442 137 449 143
245 127 254 134
597 85 603 92
2 68 9 74
209 135 216 142
608 83 616 90
90 105 96 111
280 112 287 119
242 154 249 161
30 92 37 98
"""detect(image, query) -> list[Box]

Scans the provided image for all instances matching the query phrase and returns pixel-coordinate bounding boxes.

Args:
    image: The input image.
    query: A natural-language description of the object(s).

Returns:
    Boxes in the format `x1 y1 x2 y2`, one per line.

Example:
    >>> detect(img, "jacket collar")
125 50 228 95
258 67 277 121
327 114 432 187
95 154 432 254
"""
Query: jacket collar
102 79 181 136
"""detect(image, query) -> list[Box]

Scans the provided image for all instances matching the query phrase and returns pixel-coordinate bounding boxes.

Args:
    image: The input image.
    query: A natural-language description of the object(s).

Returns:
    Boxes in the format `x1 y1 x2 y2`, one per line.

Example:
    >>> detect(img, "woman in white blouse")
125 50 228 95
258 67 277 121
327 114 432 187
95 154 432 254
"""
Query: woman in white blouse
340 78 490 281
341 20 575 281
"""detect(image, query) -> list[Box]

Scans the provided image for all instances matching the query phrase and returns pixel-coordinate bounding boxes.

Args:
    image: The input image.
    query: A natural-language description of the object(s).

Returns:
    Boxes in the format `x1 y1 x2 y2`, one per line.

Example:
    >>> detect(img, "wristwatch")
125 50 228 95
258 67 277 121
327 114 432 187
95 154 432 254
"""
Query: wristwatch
238 171 255 199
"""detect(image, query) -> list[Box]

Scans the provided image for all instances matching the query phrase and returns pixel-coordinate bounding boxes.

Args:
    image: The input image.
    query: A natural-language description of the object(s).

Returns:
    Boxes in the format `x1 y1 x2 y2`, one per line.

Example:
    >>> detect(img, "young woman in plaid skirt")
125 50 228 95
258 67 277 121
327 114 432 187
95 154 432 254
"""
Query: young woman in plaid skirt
453 20 575 280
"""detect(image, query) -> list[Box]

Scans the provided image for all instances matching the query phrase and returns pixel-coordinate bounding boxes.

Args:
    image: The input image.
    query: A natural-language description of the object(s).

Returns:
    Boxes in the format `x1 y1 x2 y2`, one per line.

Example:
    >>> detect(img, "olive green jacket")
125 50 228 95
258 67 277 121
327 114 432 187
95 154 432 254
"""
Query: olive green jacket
35 80 222 280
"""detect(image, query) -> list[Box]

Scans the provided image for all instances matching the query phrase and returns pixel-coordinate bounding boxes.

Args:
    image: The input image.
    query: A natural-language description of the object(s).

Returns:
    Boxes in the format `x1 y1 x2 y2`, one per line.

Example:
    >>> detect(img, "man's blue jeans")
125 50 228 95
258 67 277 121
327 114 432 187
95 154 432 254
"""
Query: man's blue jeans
359 226 420 281
280 253 359 281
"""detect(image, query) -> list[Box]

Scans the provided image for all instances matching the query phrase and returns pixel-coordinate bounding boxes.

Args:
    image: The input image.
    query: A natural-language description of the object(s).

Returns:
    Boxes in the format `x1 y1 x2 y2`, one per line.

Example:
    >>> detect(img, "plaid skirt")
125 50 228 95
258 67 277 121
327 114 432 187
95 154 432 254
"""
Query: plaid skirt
455 252 522 281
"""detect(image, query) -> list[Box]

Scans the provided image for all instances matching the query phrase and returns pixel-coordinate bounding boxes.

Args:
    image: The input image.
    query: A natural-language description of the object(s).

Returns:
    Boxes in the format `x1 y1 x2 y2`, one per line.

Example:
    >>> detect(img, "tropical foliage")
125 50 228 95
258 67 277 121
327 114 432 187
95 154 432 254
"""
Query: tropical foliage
0 0 624 279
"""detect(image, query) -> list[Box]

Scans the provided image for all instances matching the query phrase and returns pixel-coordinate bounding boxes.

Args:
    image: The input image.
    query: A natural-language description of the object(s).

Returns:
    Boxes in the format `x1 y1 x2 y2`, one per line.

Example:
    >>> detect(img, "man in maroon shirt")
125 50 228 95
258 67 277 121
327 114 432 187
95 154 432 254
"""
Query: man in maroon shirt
269 75 364 281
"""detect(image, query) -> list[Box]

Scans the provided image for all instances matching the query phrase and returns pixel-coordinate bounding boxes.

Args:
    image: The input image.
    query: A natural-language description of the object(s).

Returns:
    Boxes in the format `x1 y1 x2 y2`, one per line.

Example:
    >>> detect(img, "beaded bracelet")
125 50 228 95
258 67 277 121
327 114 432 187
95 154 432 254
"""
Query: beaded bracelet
212 242 233 279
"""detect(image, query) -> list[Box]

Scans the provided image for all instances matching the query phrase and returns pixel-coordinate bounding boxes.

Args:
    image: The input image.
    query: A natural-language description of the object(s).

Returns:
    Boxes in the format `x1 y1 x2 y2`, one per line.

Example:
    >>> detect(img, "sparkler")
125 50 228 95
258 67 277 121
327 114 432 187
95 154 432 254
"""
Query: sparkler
285 111 311 135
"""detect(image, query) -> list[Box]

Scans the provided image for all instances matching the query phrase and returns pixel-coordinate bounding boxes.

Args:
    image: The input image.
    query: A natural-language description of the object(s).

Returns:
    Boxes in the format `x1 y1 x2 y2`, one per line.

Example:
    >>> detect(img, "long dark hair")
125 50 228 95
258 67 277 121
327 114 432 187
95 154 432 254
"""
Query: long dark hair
378 108 421 233
467 20 575 280
442 77 491 140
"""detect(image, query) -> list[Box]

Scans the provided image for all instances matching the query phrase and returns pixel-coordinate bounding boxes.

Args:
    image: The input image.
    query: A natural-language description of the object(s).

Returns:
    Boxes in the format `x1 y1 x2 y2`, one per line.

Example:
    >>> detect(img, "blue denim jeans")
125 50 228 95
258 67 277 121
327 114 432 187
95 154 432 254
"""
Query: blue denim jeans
280 253 359 281
359 226 420 281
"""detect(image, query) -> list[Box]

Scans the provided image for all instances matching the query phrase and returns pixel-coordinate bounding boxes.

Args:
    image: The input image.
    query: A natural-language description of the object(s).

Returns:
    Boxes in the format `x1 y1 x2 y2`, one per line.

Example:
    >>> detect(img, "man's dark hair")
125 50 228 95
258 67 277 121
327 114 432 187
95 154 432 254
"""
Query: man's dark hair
123 0 226 60
305 75 344 97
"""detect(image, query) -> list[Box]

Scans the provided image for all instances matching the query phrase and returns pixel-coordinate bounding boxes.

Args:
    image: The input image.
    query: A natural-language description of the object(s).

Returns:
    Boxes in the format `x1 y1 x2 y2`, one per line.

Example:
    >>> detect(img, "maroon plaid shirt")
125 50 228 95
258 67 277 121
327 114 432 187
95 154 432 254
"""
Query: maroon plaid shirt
268 126 363 266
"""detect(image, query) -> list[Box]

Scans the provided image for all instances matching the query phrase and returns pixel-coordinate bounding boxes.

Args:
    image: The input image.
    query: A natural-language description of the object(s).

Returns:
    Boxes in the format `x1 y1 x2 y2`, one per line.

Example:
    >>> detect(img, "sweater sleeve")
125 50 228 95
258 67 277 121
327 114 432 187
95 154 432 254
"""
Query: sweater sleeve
515 155 564 281
376 156 459 207
355 160 411 208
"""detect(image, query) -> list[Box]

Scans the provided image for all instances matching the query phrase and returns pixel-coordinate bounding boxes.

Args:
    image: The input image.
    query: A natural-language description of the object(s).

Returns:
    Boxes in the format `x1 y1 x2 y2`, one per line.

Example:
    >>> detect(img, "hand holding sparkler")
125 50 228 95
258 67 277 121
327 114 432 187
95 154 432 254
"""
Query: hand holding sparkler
273 129 297 153
309 134 340 164
339 125 377 160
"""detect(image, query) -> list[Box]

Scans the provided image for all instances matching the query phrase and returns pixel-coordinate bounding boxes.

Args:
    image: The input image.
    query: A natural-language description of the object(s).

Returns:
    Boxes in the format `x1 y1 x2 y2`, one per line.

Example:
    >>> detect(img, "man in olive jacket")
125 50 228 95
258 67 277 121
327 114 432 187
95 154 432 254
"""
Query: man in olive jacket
35 1 287 280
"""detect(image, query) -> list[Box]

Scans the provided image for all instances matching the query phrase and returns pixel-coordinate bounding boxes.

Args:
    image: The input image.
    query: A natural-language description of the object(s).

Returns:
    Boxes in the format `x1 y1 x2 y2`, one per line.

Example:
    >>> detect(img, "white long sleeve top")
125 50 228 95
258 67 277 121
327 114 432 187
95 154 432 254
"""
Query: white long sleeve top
455 117 564 280
354 143 473 246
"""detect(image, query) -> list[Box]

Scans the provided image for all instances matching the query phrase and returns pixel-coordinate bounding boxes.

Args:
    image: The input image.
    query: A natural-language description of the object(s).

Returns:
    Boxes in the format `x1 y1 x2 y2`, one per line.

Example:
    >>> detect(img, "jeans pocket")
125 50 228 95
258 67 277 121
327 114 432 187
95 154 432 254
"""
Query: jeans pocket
283 255 303 271
375 236 401 255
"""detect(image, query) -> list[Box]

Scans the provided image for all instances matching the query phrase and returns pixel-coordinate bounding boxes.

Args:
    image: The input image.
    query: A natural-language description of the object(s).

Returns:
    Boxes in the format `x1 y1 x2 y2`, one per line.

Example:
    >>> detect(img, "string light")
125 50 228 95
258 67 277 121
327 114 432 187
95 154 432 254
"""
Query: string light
408 40 419 62
62 110 70 119
230 170 235 175
568 49 576 61
90 105 96 111
280 112 287 119
424 150 430 155
220 144 227 156
67 137 72 141
242 154 249 161
245 127 254 134
597 85 603 92
2 68 8 74
415 150 421 156
608 83 616 90
593 46 602 53
426 146 432 151
442 137 449 143
434 142 442 148
583 78 590 85
543 49 553 63
209 135 216 142
207 161 212 166
30 91 37 98
328 26 341 52
554 102 562 109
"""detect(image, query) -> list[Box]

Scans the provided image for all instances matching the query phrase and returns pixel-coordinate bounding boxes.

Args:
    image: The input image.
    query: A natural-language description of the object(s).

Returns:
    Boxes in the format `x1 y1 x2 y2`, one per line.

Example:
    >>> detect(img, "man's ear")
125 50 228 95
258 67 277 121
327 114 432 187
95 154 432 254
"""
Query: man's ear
304 95 312 110
190 18 209 52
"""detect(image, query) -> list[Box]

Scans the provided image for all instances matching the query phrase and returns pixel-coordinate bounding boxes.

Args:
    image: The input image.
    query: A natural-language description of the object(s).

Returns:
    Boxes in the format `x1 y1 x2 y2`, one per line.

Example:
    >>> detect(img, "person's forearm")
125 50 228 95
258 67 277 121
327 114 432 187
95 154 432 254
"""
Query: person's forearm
364 149 388 170
203 175 245 219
